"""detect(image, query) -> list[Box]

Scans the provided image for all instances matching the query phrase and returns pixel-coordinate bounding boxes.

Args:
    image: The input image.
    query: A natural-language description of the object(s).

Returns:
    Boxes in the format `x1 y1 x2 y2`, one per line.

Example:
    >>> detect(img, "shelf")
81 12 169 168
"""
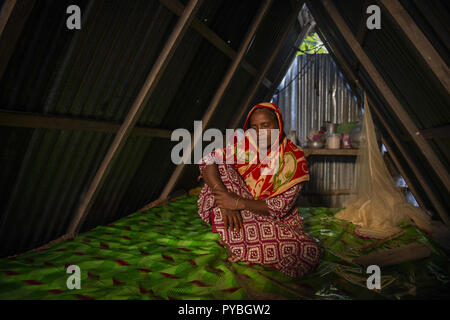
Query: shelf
302 148 360 157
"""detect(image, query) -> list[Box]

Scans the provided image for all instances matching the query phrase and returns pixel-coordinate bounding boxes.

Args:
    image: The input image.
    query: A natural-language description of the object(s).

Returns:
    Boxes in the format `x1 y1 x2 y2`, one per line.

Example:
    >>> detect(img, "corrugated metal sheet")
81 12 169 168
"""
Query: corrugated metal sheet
0 0 178 255
0 0 301 256
2 0 447 256
306 0 450 220
273 54 362 208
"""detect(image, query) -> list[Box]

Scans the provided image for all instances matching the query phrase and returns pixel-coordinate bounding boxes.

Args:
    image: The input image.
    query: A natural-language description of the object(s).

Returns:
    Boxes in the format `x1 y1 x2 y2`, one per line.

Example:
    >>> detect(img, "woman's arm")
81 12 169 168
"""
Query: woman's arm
214 190 270 216
215 183 303 218
201 163 244 231
202 163 227 193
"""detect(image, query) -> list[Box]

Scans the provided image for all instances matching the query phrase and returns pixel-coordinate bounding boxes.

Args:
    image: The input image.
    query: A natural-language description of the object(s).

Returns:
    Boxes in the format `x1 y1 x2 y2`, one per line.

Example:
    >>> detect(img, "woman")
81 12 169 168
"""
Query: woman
197 102 320 278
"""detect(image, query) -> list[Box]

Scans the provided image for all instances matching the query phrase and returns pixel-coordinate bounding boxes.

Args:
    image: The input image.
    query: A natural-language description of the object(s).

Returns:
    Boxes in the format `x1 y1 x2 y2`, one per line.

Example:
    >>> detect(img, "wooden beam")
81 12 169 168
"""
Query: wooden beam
369 92 450 227
353 242 431 267
353 243 431 267
311 6 450 226
0 110 172 138
159 0 272 89
0 0 16 36
420 124 450 139
378 0 450 93
400 124 450 140
67 0 203 235
380 135 426 209
356 0 370 45
160 0 274 200
265 19 315 101
322 0 450 194
0 0 36 81
9 108 445 143
230 0 303 129
353 0 370 71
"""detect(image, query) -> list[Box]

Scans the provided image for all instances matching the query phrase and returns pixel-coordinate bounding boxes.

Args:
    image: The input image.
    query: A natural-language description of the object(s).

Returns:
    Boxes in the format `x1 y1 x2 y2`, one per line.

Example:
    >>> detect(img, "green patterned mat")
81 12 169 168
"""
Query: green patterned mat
0 195 449 300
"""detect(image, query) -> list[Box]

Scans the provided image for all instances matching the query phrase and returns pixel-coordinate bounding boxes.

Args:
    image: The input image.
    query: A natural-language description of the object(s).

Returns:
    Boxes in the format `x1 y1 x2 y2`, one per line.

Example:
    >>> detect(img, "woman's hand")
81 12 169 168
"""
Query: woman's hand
221 208 244 232
214 190 243 210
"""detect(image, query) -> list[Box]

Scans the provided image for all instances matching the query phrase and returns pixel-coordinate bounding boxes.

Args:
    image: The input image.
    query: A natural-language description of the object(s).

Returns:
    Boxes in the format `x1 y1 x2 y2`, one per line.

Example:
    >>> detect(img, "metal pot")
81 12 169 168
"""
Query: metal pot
308 140 324 149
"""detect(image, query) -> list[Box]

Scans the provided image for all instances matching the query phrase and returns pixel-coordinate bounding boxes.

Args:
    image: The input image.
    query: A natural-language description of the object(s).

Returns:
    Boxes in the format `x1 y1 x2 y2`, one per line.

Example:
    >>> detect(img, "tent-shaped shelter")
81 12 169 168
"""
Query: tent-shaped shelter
0 0 448 300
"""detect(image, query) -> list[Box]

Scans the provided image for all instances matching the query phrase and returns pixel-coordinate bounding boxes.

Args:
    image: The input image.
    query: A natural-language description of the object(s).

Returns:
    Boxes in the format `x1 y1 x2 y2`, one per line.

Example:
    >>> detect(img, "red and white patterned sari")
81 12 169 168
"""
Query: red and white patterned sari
197 103 321 278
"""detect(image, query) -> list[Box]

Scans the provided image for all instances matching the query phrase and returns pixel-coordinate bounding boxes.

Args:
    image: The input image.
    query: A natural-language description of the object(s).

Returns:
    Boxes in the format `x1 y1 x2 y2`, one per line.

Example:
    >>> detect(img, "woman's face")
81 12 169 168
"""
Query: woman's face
248 109 279 150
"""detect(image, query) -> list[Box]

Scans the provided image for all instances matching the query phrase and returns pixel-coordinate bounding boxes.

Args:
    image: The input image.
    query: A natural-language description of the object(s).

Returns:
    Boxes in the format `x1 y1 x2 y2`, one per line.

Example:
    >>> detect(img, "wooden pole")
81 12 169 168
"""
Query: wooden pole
420 124 450 139
67 0 203 235
321 0 450 194
312 7 450 226
0 0 16 36
159 0 274 200
354 243 431 267
368 86 449 227
0 110 173 138
265 19 315 101
380 136 426 209
0 0 36 81
230 1 303 129
352 0 370 72
378 0 450 93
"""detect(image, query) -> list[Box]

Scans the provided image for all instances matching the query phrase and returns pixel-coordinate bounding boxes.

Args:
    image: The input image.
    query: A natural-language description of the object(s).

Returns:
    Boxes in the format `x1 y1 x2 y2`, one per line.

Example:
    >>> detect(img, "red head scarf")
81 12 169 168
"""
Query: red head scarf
220 102 310 199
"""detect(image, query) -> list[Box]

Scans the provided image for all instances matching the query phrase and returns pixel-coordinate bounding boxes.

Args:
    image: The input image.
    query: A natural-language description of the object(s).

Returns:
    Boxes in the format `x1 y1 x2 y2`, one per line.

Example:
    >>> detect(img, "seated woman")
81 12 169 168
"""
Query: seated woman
197 102 320 278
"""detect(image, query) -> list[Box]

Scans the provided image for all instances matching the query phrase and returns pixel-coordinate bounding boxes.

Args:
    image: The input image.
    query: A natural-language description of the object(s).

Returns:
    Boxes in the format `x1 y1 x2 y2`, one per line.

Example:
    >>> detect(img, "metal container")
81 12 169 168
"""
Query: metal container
327 133 341 149
325 122 337 135
308 140 324 149
342 132 351 149
350 122 362 149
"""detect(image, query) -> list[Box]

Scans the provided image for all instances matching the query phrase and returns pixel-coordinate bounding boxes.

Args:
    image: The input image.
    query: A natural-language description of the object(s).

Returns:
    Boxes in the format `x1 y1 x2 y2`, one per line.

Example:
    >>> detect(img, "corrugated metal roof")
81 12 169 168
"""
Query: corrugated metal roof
0 0 303 256
1 0 448 257
273 54 362 208
306 0 449 222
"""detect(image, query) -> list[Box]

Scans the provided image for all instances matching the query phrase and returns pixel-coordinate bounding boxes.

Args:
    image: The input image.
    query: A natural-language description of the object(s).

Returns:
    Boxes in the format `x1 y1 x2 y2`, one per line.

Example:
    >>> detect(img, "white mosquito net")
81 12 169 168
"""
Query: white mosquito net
335 94 432 239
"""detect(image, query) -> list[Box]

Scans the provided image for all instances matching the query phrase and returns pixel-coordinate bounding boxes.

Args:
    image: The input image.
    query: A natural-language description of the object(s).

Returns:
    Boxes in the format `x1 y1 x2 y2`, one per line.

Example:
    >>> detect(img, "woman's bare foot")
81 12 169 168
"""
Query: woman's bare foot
218 239 240 262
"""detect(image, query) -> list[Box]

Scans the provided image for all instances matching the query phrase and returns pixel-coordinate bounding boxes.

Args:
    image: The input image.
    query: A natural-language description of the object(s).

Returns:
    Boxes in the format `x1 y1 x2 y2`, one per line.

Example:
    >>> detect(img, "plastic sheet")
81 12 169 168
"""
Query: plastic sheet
0 196 448 300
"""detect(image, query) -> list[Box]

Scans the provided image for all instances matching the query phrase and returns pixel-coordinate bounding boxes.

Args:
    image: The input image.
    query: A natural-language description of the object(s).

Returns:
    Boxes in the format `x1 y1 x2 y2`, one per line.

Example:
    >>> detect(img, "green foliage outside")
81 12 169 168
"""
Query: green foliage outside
297 32 329 55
